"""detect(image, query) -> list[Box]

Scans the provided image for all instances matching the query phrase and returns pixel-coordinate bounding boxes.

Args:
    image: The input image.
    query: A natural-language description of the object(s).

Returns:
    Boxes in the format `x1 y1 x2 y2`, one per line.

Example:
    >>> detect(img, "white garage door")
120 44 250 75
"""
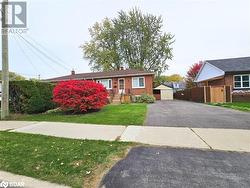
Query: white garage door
161 89 173 100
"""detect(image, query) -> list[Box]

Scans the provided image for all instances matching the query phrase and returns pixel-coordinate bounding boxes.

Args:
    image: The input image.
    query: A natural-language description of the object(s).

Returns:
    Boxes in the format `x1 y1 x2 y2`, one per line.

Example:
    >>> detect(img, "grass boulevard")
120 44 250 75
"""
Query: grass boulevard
0 131 135 188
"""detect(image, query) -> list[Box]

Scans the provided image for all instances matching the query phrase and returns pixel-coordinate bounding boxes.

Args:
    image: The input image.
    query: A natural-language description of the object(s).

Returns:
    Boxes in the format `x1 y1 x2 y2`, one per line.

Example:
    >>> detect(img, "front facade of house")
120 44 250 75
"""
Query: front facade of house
46 69 154 96
195 57 250 102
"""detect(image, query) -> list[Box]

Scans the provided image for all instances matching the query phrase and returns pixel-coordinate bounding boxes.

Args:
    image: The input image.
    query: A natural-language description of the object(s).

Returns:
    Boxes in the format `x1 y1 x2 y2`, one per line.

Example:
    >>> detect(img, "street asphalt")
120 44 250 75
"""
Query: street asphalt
100 146 250 188
145 100 250 129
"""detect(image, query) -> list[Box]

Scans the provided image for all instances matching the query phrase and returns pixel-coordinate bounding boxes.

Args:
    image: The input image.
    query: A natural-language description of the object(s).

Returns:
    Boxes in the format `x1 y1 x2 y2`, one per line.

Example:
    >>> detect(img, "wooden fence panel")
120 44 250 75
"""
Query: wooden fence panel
210 86 225 103
174 86 232 103
191 87 205 102
174 87 205 103
205 86 211 103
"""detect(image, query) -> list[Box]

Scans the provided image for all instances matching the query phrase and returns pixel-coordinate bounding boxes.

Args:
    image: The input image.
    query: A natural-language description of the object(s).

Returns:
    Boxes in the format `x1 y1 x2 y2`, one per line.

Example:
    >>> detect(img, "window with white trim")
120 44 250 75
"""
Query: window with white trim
96 79 112 89
132 77 145 88
234 75 250 88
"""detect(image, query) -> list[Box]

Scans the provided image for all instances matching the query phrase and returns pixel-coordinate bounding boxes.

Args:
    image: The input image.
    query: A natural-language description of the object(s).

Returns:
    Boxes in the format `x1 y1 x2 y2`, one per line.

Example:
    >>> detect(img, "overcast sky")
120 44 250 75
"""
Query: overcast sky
5 0 250 79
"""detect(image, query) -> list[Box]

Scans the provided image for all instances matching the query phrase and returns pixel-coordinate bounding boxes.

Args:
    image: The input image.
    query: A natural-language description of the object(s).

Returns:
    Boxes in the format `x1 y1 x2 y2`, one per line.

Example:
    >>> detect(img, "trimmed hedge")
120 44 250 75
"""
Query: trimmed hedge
10 81 55 114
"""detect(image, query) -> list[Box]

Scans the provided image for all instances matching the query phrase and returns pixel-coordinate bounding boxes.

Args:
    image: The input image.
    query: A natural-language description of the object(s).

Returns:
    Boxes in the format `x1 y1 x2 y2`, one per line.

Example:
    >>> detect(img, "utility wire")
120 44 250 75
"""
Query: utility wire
16 33 70 71
16 34 61 74
12 35 41 75
26 34 71 69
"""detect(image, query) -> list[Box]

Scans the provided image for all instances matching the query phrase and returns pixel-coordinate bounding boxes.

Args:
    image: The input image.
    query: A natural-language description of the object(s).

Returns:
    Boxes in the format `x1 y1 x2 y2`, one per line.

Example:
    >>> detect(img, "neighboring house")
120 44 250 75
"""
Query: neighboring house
164 81 186 93
45 69 154 96
195 56 250 102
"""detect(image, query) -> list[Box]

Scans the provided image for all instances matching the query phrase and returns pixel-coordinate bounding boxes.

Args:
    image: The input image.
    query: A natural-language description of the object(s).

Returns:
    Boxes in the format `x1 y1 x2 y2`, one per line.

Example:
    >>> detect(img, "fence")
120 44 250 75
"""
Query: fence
174 86 232 103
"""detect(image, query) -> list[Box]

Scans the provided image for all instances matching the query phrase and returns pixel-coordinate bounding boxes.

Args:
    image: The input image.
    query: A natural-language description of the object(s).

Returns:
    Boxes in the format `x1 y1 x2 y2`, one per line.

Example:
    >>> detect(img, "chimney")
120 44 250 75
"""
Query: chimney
71 69 75 75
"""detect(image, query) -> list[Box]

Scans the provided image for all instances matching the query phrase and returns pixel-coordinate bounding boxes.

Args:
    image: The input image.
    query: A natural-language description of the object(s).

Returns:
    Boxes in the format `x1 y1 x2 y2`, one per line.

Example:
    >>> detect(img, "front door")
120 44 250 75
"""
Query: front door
118 78 125 94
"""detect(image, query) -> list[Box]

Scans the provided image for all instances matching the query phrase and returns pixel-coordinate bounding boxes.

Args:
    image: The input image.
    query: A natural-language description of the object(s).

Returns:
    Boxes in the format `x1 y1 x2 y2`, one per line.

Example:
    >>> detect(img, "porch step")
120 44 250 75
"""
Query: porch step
112 94 121 104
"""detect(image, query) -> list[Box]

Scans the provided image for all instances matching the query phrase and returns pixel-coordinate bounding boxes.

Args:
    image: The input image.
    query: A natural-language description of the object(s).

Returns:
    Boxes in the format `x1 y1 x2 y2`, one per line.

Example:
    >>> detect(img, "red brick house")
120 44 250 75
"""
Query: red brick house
45 69 154 98
195 57 250 102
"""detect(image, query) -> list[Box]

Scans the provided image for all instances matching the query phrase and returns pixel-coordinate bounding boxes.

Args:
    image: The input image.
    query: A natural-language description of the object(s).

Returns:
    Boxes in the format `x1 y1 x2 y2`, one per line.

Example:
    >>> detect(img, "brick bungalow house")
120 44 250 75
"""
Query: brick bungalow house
195 56 250 102
45 69 154 102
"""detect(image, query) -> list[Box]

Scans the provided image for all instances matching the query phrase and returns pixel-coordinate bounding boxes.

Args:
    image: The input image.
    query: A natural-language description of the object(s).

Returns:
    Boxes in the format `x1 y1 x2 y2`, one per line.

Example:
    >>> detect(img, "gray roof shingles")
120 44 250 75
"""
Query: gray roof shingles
45 69 154 82
207 56 250 72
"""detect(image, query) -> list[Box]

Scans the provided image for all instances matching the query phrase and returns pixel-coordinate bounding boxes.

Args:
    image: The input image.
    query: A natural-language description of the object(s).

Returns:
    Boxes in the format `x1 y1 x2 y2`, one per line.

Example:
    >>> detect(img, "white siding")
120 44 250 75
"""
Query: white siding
195 62 225 82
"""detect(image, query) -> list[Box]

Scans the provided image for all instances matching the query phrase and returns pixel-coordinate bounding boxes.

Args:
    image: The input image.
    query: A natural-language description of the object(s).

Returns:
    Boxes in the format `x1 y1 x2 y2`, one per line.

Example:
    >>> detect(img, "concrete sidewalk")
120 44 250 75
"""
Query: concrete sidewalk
120 126 209 149
1 121 250 152
10 121 126 141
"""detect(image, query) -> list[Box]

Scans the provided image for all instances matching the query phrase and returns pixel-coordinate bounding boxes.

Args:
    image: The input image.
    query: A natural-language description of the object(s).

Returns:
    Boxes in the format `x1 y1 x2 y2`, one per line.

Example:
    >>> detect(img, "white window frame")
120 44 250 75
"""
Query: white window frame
234 74 250 89
132 77 145 88
96 79 112 89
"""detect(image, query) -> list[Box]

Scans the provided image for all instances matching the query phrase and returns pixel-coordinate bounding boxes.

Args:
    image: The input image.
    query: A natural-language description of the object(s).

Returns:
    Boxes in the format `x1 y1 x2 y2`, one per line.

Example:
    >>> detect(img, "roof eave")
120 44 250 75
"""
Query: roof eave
195 75 225 83
44 72 155 82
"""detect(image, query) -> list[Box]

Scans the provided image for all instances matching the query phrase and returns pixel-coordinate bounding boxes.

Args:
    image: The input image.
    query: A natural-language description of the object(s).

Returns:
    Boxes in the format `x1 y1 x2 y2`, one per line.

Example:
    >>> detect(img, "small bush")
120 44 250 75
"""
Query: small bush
10 81 55 114
53 80 108 113
134 94 155 103
44 108 63 114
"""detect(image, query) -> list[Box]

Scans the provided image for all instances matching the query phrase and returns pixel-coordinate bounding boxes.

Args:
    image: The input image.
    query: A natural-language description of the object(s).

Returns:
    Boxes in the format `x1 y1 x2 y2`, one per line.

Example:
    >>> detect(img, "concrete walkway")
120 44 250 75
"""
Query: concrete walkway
1 121 250 152
0 171 69 188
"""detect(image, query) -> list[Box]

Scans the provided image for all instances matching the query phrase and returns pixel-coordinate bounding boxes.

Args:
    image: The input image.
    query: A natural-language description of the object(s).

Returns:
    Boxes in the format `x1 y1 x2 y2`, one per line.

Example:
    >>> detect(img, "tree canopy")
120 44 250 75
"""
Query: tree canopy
154 74 184 87
185 62 203 88
81 8 174 75
0 71 25 81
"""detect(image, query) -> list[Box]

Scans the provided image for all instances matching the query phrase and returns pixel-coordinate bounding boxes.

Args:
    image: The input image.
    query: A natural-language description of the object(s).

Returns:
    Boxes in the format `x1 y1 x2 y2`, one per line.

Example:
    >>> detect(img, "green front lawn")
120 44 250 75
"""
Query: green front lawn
0 131 134 188
210 102 250 112
8 104 147 125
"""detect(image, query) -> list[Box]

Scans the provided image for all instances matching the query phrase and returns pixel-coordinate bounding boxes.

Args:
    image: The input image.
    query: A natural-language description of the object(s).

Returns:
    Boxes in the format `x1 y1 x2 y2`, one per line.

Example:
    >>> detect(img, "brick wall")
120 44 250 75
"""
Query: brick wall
207 78 225 86
224 75 233 86
105 75 153 96
203 75 233 87
125 75 153 95
202 75 235 87
232 90 250 102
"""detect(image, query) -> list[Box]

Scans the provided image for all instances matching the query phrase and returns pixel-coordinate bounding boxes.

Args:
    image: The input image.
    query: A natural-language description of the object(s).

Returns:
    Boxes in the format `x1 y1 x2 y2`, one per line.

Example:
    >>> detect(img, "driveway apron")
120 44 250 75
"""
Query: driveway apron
100 146 250 188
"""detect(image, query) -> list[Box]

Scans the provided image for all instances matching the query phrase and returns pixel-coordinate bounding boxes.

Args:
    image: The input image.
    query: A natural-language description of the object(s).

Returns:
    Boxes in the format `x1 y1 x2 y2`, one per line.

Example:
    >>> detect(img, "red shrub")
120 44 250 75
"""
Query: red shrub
53 80 108 112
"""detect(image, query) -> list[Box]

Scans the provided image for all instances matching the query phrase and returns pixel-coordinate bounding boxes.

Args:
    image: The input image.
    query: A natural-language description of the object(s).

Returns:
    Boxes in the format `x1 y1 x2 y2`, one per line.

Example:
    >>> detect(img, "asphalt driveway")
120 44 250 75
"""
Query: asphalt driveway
100 146 250 188
145 100 250 129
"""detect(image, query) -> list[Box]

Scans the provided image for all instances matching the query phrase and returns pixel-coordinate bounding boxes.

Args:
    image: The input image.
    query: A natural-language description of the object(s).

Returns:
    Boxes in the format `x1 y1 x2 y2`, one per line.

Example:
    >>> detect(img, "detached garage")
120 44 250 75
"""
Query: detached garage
153 85 173 100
